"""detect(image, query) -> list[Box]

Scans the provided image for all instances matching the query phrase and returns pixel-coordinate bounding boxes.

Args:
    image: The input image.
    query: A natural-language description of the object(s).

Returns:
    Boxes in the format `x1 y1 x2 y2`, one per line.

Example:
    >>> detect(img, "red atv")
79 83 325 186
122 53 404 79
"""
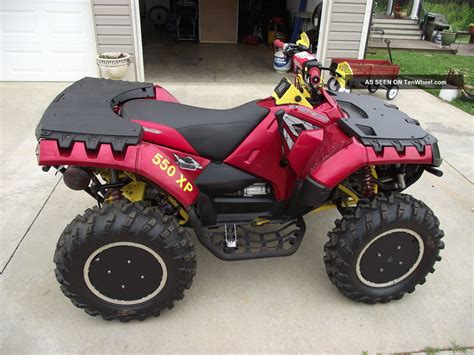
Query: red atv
36 35 444 321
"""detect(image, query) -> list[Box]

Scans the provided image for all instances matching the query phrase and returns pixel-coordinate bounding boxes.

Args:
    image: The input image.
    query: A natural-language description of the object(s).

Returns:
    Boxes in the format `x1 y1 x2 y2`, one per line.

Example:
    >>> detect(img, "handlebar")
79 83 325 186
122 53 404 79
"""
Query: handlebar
308 67 321 85
274 39 286 50
273 39 310 55
272 39 341 88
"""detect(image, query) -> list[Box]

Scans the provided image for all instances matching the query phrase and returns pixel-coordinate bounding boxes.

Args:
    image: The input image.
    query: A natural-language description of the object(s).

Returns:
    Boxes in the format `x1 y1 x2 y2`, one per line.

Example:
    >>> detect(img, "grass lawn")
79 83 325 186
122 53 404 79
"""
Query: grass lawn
366 49 474 115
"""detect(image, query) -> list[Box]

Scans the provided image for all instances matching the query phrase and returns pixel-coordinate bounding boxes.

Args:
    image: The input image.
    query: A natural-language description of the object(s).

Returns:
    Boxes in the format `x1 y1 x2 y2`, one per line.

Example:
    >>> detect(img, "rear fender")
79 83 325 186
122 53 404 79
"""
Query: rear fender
309 139 434 188
136 143 203 206
38 140 201 207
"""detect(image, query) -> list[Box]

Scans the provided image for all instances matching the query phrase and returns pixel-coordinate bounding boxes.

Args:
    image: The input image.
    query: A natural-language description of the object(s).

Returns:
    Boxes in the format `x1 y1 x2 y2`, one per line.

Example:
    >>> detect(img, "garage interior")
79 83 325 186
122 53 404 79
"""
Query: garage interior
138 0 322 83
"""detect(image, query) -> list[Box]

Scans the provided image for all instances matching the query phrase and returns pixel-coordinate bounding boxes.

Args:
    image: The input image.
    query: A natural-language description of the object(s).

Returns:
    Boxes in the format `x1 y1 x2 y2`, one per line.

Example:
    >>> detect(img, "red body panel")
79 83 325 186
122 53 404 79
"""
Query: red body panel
150 145 210 182
135 143 206 206
319 90 347 120
154 86 179 103
132 120 198 155
225 94 433 196
224 99 297 200
38 82 435 207
292 51 317 72
287 129 324 177
39 140 138 171
38 140 203 207
310 142 433 188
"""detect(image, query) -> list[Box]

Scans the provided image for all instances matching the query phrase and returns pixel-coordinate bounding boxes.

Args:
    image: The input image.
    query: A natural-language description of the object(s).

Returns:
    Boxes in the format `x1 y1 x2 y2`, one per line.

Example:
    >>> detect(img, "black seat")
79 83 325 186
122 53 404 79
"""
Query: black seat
121 99 269 161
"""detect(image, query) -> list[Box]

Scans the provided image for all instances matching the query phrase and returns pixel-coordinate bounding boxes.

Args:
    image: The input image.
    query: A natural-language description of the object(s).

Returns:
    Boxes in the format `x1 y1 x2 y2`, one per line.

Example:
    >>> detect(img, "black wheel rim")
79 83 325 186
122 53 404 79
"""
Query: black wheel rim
356 229 423 288
84 242 167 305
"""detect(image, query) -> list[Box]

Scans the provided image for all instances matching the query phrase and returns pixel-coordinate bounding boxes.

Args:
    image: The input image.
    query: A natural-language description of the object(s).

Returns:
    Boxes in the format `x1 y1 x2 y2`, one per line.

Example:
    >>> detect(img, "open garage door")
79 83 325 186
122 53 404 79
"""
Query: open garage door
1 0 97 81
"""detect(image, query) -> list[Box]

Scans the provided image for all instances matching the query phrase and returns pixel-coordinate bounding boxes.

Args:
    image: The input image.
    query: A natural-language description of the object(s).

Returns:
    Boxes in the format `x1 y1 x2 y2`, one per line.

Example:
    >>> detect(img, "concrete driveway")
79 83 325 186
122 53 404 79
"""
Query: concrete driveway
0 82 472 353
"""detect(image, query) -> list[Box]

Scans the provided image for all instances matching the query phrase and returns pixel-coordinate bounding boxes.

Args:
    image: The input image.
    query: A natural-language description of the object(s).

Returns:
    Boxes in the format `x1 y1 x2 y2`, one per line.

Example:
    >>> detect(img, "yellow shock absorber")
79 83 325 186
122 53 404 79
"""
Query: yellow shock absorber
167 196 190 225
99 170 189 225
310 184 360 214
337 184 360 206
370 165 379 194
311 166 378 215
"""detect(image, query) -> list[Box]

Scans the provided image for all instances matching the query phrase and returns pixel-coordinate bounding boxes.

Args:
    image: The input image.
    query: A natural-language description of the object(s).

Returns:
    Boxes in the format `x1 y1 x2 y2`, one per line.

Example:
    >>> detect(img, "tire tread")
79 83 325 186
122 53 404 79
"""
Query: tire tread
54 200 196 321
324 193 444 304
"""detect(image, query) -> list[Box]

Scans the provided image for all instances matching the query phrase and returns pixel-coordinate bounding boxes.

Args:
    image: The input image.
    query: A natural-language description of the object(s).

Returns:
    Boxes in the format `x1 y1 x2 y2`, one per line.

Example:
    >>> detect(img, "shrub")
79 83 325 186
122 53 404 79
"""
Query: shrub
420 0 473 31
374 0 474 31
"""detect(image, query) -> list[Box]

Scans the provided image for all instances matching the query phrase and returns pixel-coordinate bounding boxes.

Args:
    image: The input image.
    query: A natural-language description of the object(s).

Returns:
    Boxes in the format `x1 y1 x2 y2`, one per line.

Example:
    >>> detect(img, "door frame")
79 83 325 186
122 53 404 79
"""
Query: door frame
131 0 145 81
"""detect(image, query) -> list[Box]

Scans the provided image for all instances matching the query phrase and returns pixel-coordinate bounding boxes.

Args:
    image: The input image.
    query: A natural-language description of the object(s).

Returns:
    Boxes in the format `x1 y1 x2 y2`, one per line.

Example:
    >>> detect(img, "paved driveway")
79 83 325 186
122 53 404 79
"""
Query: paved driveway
0 82 472 353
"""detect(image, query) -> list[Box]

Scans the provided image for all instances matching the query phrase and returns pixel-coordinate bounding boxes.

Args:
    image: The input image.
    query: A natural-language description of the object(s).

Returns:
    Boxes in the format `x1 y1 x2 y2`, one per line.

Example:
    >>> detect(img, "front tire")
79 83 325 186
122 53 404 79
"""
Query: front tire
54 201 196 321
324 193 444 303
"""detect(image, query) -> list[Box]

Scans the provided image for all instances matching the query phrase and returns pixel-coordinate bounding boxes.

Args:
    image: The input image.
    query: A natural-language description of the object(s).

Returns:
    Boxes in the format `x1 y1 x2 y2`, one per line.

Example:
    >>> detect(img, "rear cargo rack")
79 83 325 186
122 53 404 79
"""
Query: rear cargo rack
36 77 155 152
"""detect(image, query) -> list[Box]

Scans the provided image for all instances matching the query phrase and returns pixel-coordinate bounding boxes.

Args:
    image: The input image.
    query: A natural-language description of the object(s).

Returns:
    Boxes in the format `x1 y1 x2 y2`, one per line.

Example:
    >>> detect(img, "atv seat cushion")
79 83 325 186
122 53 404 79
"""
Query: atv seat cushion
121 100 269 161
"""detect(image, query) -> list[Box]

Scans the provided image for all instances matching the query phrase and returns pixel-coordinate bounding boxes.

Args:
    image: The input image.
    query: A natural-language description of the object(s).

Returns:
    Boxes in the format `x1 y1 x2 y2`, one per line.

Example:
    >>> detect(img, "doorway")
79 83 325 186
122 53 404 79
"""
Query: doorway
138 0 322 83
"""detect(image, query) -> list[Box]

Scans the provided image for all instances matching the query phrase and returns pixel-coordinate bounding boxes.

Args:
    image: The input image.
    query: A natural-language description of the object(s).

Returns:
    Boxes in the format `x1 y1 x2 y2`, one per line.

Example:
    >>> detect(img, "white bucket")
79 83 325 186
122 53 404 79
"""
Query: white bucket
438 86 460 102
273 50 291 73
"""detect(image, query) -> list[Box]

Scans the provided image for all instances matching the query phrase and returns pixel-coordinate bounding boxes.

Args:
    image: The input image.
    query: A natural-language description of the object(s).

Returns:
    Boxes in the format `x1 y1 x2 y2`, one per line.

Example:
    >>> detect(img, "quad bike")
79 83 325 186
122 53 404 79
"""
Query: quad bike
35 33 445 321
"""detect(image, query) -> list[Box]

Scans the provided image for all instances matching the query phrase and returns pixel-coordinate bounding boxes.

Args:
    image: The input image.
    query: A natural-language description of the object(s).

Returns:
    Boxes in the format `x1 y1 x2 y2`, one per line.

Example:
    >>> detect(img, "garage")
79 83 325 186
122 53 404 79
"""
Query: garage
1 0 371 82
0 0 97 81
90 0 371 82
138 0 317 83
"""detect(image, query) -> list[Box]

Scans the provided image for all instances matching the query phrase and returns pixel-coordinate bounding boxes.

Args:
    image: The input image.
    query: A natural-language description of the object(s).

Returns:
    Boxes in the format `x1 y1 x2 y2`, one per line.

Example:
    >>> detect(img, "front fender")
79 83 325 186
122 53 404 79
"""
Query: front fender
309 138 434 188
38 140 199 207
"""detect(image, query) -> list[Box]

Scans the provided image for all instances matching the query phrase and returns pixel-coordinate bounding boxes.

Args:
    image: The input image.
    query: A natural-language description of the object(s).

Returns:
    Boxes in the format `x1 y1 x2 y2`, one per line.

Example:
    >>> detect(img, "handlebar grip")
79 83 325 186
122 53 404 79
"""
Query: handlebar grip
274 39 285 49
309 67 321 85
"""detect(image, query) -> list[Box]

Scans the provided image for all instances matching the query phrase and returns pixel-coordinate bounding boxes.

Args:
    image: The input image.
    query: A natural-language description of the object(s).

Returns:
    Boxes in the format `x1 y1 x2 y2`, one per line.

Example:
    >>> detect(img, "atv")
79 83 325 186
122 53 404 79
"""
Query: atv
35 33 444 321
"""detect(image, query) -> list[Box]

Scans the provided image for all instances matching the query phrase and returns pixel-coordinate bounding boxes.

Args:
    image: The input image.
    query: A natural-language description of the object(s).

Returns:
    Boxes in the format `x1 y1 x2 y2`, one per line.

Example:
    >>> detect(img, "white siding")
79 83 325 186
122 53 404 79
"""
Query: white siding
327 0 369 60
317 0 373 67
92 0 142 80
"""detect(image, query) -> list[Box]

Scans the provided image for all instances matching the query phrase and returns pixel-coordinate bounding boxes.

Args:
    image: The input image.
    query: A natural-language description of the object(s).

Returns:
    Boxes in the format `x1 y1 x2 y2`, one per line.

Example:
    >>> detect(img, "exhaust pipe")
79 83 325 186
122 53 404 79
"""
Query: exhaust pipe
63 166 91 191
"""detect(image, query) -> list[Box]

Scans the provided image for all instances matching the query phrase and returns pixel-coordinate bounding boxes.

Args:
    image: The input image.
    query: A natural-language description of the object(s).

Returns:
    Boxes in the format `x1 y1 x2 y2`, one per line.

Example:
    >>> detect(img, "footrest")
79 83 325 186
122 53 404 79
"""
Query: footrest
196 219 306 261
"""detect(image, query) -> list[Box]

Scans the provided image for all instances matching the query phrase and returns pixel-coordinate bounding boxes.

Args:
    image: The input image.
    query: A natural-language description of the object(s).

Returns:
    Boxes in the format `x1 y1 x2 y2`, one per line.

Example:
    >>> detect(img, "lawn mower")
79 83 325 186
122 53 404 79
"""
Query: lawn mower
35 33 444 321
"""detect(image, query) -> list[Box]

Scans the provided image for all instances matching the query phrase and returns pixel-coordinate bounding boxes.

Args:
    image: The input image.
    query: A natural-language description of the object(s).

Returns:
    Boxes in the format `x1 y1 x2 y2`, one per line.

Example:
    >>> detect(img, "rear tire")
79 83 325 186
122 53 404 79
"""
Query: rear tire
324 193 444 303
54 201 196 321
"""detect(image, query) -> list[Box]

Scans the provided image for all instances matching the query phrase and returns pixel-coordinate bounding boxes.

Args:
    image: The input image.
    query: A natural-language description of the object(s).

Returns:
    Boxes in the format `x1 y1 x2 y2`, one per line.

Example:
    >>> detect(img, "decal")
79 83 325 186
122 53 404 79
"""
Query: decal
176 174 193 192
294 52 316 60
143 127 162 134
173 153 203 171
283 114 315 136
283 129 294 149
290 105 330 123
152 153 193 192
